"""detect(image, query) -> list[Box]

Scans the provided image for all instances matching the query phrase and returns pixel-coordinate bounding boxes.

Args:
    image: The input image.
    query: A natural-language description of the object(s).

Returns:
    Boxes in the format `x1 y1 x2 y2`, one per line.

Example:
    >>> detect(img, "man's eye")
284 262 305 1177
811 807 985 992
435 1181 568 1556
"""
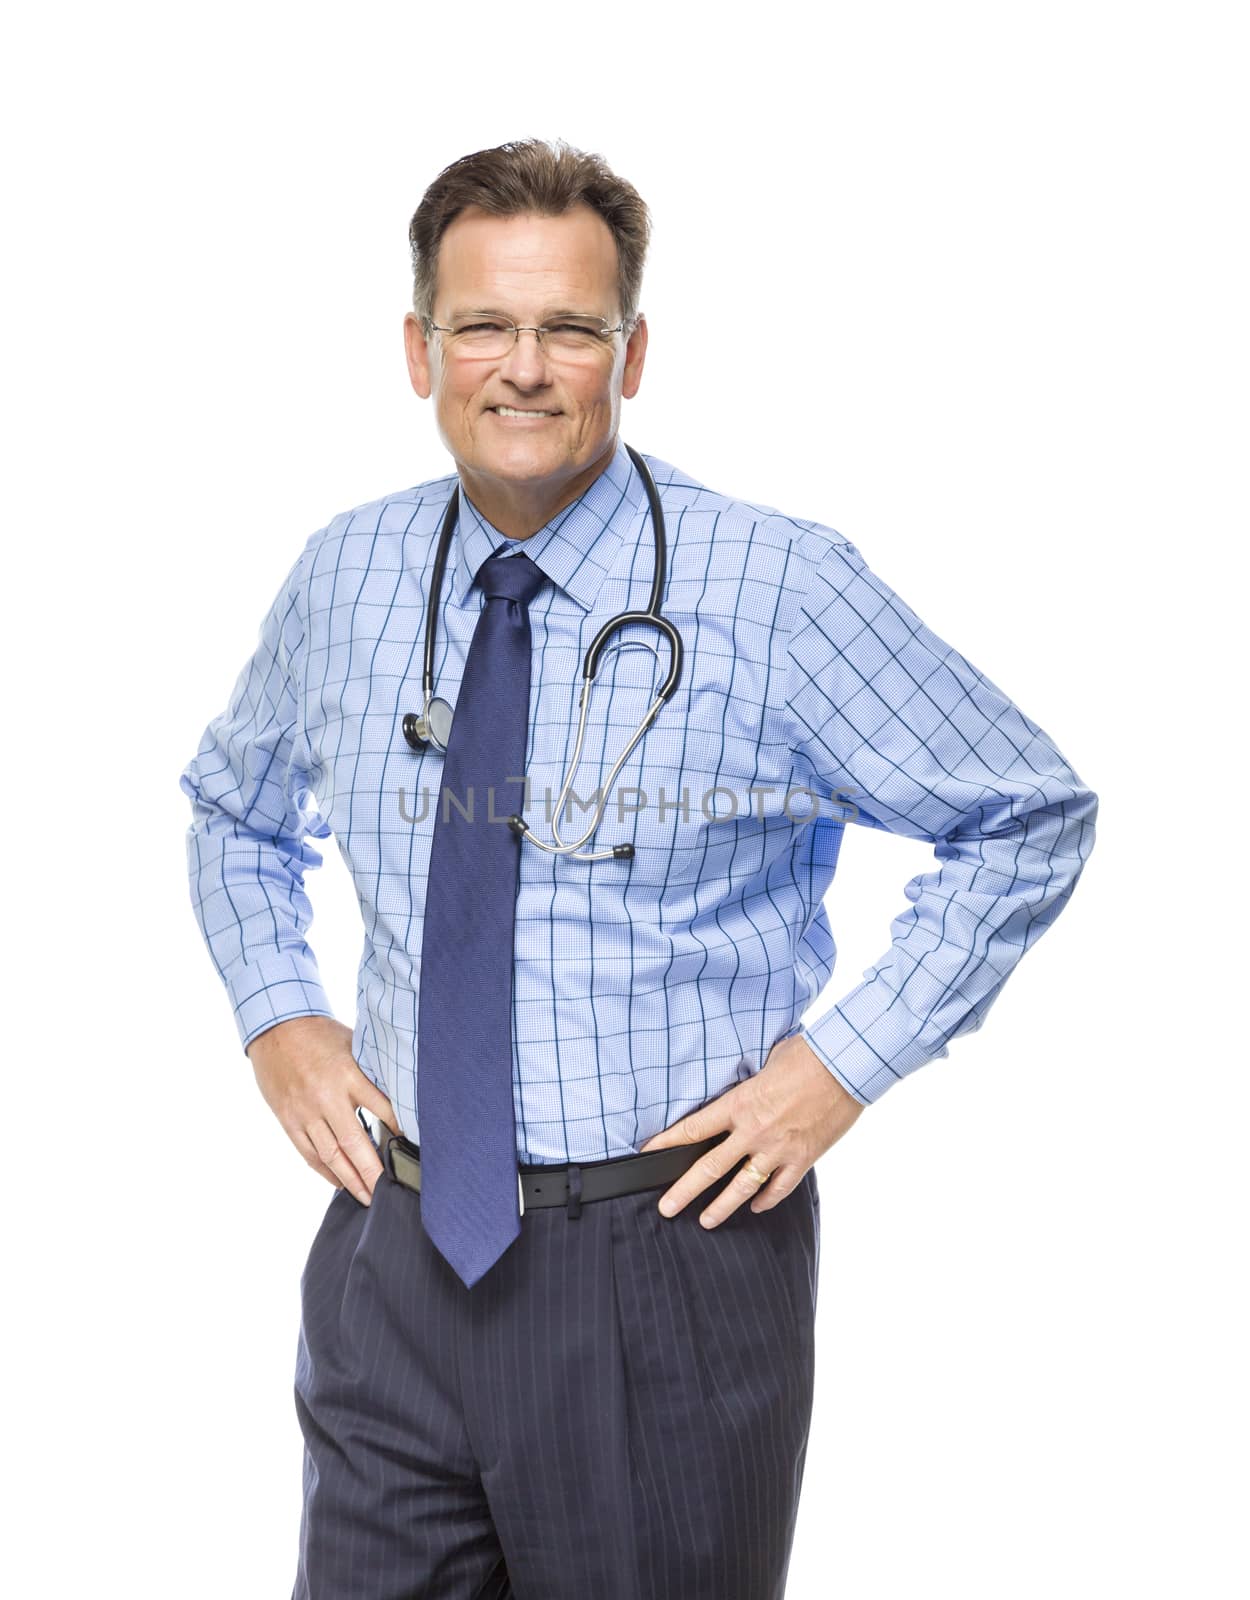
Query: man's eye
455 320 508 335
547 321 601 338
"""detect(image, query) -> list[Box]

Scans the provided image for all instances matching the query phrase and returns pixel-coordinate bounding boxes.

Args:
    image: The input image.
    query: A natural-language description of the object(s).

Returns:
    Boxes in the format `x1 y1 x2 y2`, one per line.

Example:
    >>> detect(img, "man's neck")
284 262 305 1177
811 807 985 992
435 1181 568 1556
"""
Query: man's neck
456 439 617 541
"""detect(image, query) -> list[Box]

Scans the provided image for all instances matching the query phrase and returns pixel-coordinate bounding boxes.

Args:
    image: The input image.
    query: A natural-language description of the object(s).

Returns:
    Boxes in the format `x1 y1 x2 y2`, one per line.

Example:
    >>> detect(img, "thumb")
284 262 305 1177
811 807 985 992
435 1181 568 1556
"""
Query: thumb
359 1080 401 1136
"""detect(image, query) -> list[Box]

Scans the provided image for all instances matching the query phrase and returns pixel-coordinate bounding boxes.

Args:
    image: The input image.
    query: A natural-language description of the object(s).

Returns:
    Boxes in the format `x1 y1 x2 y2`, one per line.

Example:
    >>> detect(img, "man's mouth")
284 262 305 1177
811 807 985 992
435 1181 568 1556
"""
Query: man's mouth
488 406 560 419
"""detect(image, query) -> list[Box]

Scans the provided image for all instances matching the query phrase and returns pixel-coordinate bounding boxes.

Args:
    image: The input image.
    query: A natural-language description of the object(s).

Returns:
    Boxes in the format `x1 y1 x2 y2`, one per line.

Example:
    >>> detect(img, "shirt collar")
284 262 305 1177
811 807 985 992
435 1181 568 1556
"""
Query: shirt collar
445 435 647 612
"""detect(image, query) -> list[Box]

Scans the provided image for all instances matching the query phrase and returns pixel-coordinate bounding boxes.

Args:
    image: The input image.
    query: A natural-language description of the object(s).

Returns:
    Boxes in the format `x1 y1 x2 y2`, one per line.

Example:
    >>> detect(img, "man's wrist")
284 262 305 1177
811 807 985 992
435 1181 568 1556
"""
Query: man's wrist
796 1026 873 1107
244 1010 341 1062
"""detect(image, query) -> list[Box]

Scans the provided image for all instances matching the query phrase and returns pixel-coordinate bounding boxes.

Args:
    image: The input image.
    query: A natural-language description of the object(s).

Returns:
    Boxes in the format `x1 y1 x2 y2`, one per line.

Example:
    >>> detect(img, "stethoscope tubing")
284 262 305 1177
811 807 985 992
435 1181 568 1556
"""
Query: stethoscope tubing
403 443 682 862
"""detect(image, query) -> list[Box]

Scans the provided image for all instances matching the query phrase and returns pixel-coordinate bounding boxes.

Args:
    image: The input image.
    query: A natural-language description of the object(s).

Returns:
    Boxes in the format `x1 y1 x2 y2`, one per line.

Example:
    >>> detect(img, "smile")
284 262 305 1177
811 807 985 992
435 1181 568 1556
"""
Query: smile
489 406 559 419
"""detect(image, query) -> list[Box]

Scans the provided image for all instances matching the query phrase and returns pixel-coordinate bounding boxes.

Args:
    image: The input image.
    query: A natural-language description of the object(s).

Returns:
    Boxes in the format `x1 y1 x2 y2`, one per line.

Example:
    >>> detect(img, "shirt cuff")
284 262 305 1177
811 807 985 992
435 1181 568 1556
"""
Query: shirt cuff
799 985 952 1105
225 951 336 1054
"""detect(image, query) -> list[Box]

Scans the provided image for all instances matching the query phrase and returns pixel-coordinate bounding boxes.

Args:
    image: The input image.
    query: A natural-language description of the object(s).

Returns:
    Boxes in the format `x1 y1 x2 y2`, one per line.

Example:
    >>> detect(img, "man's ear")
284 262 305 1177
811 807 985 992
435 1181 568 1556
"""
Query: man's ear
403 312 433 400
621 313 648 400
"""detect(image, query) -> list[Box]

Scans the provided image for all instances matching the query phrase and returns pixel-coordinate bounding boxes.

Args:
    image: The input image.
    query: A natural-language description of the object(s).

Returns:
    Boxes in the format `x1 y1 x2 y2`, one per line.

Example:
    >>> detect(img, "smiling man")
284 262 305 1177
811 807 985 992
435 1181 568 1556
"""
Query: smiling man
179 137 1098 1599
405 202 646 539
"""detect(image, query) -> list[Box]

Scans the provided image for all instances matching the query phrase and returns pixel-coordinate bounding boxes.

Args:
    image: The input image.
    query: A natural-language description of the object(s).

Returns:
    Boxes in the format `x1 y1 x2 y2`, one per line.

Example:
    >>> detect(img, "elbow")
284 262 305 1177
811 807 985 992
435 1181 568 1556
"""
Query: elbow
1072 780 1099 866
1043 782 1098 921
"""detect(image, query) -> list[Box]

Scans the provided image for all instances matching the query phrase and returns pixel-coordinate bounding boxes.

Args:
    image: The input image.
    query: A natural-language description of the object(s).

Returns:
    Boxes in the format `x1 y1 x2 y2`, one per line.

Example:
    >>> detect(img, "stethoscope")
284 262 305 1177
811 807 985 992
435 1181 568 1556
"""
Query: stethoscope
401 443 683 863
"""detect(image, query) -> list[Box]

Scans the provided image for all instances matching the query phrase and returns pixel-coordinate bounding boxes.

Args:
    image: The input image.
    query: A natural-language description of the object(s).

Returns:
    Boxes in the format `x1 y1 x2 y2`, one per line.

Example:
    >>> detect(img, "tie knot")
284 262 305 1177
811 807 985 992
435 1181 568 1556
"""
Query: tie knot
476 550 549 608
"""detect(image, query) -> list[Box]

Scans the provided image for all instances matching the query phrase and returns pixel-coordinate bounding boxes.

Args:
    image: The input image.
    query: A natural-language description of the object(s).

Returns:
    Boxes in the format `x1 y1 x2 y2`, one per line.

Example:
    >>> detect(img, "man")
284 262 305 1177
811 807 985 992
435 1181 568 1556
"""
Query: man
180 137 1097 1599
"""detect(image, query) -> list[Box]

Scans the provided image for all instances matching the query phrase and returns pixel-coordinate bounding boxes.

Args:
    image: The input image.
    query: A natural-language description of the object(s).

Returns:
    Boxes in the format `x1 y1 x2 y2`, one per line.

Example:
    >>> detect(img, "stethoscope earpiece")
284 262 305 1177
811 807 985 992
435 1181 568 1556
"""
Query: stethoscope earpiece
506 811 636 860
400 445 679 863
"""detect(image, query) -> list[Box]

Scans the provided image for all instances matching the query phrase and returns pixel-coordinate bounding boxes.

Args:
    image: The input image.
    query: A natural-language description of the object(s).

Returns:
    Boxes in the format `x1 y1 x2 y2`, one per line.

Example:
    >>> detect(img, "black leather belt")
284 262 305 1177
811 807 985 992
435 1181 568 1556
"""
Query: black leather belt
366 1114 732 1217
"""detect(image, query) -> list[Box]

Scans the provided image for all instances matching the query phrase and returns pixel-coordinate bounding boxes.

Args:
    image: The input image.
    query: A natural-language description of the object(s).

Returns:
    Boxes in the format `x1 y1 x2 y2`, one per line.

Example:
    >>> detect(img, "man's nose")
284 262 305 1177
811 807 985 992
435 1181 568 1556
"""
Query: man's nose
497 328 553 386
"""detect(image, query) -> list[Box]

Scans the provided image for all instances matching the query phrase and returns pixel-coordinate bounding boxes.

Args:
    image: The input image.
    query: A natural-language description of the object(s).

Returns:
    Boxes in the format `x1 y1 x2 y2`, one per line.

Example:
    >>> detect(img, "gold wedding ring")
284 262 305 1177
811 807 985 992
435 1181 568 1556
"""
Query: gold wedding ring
741 1160 772 1186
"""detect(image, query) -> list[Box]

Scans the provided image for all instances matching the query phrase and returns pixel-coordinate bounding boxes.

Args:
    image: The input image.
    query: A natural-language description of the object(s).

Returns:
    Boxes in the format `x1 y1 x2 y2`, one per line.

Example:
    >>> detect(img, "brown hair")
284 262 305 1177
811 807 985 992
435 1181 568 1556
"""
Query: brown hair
408 137 651 328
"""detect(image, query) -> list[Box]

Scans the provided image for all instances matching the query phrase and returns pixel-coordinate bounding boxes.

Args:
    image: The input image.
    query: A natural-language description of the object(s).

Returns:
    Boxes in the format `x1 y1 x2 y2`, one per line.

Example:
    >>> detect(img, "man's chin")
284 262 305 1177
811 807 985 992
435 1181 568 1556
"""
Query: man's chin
464 436 572 484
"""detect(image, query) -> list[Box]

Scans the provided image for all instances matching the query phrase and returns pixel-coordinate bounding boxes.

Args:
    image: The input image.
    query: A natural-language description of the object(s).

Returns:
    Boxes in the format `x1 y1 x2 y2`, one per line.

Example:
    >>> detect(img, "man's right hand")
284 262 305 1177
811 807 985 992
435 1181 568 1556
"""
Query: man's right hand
246 1015 400 1204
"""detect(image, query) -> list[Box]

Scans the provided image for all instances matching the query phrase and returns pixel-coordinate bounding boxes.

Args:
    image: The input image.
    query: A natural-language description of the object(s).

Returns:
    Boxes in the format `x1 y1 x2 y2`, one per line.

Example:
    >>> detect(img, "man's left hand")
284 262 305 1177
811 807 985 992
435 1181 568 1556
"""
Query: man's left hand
637 1033 866 1227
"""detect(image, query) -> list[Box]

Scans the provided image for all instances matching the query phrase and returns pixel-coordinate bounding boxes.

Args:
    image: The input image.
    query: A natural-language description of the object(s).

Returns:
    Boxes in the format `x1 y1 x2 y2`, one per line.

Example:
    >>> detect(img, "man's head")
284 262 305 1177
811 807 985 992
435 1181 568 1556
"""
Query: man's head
403 138 651 533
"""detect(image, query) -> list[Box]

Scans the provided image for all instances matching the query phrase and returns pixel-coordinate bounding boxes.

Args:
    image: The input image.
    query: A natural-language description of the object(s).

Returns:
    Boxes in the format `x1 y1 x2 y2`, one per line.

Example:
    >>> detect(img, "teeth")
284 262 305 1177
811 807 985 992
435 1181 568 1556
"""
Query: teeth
494 406 555 418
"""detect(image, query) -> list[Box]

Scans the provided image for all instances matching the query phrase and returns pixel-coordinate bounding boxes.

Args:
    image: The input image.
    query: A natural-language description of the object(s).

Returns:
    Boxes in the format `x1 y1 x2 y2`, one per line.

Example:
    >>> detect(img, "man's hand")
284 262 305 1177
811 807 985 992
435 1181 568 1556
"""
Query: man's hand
637 1033 866 1228
247 1015 400 1204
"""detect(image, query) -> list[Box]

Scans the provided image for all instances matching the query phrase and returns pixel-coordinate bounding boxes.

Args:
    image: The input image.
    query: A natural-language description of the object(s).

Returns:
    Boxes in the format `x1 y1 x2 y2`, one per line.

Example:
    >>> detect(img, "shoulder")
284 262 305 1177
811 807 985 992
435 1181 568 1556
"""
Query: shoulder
639 448 861 604
291 469 459 597
311 468 459 556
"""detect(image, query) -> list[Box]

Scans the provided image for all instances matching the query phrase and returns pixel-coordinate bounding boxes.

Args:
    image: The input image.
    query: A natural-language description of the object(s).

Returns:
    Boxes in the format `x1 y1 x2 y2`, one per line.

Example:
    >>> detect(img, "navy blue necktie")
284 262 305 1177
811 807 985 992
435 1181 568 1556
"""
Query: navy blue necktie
416 548 549 1289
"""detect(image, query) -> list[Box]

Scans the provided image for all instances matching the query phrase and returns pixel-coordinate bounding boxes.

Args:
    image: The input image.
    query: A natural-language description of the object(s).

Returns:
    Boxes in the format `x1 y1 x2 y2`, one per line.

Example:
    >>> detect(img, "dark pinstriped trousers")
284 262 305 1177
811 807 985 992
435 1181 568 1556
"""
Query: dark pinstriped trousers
291 1152 821 1599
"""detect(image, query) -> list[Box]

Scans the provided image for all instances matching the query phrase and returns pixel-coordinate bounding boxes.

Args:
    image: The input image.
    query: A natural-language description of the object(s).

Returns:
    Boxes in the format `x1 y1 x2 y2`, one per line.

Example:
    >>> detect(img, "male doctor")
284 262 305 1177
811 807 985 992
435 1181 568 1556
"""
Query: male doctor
180 136 1097 1599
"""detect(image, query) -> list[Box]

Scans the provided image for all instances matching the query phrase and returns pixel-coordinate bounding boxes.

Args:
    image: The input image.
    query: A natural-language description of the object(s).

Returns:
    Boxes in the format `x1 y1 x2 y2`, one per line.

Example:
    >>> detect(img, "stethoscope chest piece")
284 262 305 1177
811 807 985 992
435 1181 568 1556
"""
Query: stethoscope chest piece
402 697 454 754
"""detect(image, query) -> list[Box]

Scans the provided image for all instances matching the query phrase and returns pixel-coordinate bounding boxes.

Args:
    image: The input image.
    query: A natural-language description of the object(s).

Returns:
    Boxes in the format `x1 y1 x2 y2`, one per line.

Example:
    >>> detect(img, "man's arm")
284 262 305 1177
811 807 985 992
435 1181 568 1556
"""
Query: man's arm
179 537 335 1049
786 534 1098 1105
179 535 397 1199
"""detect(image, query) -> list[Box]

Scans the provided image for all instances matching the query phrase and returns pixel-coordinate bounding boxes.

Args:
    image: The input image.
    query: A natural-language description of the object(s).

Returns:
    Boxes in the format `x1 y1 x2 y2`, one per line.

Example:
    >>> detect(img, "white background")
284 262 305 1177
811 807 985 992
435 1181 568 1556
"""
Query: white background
5 3 1246 1595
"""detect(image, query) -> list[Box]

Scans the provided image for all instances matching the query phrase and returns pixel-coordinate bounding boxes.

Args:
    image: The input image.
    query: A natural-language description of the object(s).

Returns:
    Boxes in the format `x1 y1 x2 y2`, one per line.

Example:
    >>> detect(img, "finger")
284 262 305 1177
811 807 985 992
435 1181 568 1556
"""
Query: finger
334 1110 390 1196
307 1117 376 1205
358 1080 401 1136
747 1163 806 1214
655 1135 751 1219
748 1168 793 1213
290 1127 345 1190
638 1101 732 1155
696 1154 782 1229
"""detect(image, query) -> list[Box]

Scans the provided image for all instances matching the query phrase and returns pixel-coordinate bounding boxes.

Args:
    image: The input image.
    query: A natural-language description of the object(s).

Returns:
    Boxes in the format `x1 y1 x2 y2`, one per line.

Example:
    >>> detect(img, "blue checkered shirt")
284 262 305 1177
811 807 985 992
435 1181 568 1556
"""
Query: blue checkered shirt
180 436 1097 1161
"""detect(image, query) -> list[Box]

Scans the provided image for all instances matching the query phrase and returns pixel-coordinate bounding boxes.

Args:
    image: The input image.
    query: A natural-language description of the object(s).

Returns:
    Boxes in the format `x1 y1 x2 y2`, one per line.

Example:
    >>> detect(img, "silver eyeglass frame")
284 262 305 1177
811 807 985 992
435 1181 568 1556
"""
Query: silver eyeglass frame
420 311 638 354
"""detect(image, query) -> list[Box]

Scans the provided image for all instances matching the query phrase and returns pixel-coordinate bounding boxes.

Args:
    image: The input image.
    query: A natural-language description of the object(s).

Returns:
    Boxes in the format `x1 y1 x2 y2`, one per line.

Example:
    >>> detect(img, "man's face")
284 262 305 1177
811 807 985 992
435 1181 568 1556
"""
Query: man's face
403 205 647 510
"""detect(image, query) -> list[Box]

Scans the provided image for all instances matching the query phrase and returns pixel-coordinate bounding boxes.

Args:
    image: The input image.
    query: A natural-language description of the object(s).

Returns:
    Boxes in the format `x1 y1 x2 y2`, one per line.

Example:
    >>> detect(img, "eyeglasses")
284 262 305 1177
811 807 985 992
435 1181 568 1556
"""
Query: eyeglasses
422 312 634 364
